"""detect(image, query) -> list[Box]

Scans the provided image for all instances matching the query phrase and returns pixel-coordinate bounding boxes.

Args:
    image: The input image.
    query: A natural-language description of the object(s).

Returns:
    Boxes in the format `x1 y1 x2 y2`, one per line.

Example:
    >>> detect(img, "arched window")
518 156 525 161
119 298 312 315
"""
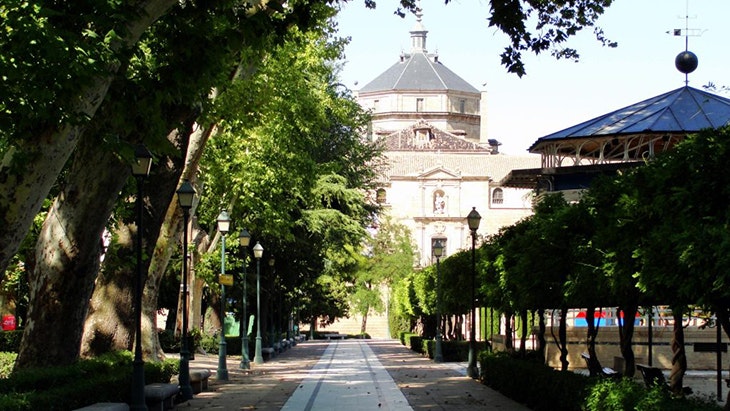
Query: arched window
492 188 504 204
433 190 446 214
376 188 387 204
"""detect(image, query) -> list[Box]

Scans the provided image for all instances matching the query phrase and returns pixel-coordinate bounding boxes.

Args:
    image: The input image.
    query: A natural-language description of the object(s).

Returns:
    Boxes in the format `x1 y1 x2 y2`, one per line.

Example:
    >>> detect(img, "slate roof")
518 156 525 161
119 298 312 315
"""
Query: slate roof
359 52 479 94
530 86 730 151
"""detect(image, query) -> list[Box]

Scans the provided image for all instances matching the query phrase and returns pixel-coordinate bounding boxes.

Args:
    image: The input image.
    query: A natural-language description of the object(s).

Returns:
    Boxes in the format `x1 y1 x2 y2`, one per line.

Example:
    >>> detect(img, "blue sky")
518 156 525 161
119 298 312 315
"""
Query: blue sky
334 0 730 154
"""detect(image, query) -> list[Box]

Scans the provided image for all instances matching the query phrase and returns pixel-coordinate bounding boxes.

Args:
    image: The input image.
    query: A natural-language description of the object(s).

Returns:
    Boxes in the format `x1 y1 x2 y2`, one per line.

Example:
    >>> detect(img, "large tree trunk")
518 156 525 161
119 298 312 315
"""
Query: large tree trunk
16 135 129 369
0 0 176 276
518 310 527 356
669 306 688 396
537 309 546 361
550 307 569 371
503 310 513 351
617 304 638 377
144 124 213 357
585 306 602 376
82 127 189 360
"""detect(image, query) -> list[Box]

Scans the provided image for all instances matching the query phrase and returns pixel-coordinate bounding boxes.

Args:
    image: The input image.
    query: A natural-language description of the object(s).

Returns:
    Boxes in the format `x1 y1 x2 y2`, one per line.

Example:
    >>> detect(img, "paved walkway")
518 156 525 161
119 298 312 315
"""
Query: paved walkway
174 339 530 410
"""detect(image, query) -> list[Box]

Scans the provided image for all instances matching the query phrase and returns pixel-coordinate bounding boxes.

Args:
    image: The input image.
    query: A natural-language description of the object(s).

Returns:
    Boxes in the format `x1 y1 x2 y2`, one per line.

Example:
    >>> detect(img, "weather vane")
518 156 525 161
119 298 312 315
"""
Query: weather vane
668 0 706 85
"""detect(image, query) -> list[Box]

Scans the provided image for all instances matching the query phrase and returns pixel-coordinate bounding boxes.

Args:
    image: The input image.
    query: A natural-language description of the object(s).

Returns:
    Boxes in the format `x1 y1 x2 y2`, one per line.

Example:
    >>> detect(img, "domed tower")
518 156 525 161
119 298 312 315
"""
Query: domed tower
356 8 487 145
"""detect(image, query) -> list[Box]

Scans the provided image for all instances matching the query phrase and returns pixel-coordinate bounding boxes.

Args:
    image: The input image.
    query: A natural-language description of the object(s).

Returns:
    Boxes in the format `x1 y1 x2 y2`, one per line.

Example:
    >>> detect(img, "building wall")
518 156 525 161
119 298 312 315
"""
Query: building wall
359 90 482 141
382 168 534 266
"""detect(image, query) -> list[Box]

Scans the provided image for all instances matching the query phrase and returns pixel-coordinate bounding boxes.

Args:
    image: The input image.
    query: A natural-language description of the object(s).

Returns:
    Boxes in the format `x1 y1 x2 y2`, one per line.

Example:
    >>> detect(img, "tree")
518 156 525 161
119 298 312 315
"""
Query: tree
16 0 312 368
0 0 618 281
585 175 643 377
629 127 730 398
351 216 415 334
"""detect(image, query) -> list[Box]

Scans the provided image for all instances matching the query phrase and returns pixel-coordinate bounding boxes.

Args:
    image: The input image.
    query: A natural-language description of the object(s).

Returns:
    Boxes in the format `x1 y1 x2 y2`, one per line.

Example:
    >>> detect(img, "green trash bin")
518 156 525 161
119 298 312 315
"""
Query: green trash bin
224 314 240 337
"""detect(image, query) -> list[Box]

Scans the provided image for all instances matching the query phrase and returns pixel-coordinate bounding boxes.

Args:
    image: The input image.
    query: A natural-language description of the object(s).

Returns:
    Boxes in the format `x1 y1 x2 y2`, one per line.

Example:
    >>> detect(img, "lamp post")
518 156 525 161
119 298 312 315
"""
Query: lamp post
216 210 231 381
176 180 195 400
466 207 481 378
269 257 276 354
432 239 445 363
253 242 265 364
131 145 152 411
238 229 251 370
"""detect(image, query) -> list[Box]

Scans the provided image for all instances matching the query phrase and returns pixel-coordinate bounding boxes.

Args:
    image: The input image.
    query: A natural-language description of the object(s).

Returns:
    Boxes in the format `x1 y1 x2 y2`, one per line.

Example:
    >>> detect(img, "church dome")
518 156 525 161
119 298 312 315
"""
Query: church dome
358 9 479 95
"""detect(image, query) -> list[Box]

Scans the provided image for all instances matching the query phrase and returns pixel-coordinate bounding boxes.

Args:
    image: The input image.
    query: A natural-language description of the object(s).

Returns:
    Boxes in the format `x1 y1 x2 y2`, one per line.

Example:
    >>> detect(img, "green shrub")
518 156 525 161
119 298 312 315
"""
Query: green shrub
584 377 647 411
422 339 489 362
585 378 721 411
479 351 722 411
408 335 424 353
0 352 16 378
0 331 22 353
0 350 179 410
158 329 178 352
479 350 589 411
399 332 417 346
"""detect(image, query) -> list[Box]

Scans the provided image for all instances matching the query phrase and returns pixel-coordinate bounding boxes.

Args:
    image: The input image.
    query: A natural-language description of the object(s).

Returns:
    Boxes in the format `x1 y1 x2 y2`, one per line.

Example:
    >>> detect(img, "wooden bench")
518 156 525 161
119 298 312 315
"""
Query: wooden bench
636 364 692 394
145 383 179 411
73 403 129 411
324 333 347 340
189 368 211 394
581 352 620 378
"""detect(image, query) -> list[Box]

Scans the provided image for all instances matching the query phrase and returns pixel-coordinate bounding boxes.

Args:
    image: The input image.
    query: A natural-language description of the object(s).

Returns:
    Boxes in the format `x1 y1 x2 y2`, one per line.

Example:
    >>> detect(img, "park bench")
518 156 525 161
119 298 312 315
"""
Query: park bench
145 383 179 411
636 364 693 394
324 333 347 340
189 368 211 394
73 403 129 411
581 352 620 378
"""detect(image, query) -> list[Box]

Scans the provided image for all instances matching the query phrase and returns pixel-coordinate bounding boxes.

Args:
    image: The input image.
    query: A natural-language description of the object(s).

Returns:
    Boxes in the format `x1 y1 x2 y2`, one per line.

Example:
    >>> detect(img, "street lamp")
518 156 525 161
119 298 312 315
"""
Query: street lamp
216 210 231 381
176 180 195 400
269 257 276 354
432 239 445 363
131 144 152 411
253 242 265 364
238 229 251 370
466 207 481 378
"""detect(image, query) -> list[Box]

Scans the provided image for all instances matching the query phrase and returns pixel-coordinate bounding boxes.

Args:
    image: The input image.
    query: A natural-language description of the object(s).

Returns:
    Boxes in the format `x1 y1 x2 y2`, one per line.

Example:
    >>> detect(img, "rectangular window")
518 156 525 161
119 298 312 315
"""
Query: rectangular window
416 98 424 112
459 99 466 114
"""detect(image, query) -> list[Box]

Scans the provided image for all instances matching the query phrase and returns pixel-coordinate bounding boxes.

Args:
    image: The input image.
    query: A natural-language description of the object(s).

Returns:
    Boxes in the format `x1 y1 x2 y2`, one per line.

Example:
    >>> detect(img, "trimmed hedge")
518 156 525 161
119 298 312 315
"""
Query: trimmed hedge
423 339 490 362
479 351 722 411
480 350 590 411
0 350 179 411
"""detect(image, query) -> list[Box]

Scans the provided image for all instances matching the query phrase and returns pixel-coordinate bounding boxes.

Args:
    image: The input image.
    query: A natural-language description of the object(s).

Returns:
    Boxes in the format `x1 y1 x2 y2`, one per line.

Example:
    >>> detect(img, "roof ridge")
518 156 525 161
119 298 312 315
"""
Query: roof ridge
392 55 413 89
423 54 447 89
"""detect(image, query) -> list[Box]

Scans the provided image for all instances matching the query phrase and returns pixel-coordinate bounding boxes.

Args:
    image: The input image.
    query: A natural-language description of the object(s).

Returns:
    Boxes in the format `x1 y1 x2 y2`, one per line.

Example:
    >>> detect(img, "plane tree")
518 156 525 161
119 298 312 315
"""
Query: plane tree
0 0 617 279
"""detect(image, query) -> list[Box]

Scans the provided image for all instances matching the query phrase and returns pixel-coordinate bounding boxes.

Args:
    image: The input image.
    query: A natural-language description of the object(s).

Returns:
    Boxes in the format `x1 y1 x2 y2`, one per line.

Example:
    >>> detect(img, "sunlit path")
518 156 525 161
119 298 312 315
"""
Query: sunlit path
282 340 412 411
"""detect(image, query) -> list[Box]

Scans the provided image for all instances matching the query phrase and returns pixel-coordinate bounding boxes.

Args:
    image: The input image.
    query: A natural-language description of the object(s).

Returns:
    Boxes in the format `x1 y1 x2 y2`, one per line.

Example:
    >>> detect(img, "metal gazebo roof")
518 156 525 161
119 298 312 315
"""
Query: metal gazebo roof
501 86 730 190
529 86 730 152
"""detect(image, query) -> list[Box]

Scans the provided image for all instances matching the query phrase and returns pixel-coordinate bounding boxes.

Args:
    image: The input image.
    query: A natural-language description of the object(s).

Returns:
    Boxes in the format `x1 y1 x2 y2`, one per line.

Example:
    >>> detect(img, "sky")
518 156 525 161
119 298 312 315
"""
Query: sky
334 0 730 154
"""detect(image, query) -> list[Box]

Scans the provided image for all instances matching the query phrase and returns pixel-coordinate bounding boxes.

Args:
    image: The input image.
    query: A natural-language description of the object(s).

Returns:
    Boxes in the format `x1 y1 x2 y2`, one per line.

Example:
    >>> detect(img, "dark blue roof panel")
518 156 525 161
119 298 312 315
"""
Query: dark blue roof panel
359 53 479 94
530 86 730 150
